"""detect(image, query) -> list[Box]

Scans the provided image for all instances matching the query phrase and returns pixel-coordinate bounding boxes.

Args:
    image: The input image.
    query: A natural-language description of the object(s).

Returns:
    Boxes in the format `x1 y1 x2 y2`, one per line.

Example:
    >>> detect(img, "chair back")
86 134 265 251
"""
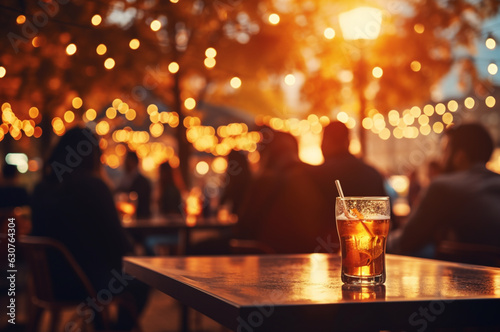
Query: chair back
436 240 500 267
19 236 97 303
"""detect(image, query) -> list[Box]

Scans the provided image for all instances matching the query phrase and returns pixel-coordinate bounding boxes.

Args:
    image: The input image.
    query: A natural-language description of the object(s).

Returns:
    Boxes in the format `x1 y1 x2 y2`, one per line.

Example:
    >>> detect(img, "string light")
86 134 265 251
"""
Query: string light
91 14 102 26
372 67 383 78
324 27 335 39
104 58 115 69
150 20 161 31
168 62 179 74
485 37 496 50
268 13 280 25
0 66 6 78
487 63 498 75
96 44 107 55
284 74 296 85
129 39 140 50
66 43 77 55
230 77 242 89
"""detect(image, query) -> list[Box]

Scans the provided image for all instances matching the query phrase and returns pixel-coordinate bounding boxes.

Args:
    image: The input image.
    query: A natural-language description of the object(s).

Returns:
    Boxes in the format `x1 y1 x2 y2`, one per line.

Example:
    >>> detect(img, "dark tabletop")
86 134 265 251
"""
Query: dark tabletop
123 254 500 331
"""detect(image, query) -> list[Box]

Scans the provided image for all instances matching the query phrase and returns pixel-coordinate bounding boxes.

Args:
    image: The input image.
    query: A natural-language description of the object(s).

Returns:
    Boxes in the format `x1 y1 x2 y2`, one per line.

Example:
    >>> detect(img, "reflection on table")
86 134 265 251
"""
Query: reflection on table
124 253 500 331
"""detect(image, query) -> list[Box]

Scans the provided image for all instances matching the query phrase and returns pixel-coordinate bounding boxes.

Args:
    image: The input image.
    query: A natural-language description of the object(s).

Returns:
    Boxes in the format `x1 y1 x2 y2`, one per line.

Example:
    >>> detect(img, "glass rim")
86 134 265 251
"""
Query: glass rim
336 196 389 201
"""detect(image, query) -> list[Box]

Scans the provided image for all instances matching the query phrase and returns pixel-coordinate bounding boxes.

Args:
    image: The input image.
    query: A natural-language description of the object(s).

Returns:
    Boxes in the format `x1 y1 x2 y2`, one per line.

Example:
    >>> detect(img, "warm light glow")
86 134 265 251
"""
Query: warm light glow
379 128 390 140
486 37 496 50
32 36 41 47
16 15 26 24
125 109 136 121
464 97 475 109
168 62 179 74
420 124 431 136
362 117 373 129
96 44 107 55
485 96 496 108
204 57 216 68
72 97 83 109
184 98 196 110
268 13 280 25
338 7 382 40
337 112 349 123
284 74 296 86
442 112 453 124
29 107 39 118
324 27 335 39
414 23 425 34
423 104 434 116
147 104 158 114
349 138 361 155
205 47 217 58
85 109 97 121
64 110 75 123
447 100 458 112
435 103 446 115
410 60 421 72
129 39 140 50
418 114 429 126
0 66 6 78
96 120 110 135
196 161 209 175
230 77 242 89
433 122 444 134
106 107 117 119
487 63 498 75
150 122 164 137
372 66 383 78
104 58 115 69
91 14 102 26
211 157 228 174
66 43 77 55
150 20 162 31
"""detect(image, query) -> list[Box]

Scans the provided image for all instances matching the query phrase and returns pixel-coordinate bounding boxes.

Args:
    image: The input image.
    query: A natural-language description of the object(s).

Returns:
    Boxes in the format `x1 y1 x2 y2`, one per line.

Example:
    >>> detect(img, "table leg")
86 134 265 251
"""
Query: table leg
181 303 189 332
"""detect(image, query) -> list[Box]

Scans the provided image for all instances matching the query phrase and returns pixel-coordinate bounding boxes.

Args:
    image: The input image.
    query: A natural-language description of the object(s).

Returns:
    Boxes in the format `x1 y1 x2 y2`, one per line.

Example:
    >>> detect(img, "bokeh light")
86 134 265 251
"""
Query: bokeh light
150 20 162 31
91 14 102 26
268 13 280 25
230 77 242 89
324 27 335 39
168 62 179 74
104 58 115 69
129 39 140 50
66 43 77 55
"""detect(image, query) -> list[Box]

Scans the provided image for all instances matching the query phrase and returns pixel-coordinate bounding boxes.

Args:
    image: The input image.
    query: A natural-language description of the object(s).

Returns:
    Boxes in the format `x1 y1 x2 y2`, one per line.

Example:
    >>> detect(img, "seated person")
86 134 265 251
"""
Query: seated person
116 151 152 218
388 123 500 262
31 127 148 330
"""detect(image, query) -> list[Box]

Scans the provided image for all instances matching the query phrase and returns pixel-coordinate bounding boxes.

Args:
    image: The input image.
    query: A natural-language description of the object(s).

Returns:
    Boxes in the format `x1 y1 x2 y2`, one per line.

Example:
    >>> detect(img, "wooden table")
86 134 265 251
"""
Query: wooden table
122 214 235 254
124 254 500 331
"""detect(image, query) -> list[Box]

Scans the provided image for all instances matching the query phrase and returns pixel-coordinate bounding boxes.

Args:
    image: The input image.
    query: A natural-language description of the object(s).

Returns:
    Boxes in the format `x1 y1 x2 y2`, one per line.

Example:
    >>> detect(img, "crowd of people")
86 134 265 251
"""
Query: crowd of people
1 119 499 330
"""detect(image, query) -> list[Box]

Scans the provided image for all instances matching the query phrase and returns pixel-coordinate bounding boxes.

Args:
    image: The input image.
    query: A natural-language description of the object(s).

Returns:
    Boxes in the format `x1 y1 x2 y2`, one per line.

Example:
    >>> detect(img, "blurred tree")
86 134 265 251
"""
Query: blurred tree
0 0 498 167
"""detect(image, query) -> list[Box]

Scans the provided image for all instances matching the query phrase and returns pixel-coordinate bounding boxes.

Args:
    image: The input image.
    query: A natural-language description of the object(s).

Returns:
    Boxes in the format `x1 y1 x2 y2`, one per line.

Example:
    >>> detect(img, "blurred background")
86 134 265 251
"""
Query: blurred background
0 0 499 218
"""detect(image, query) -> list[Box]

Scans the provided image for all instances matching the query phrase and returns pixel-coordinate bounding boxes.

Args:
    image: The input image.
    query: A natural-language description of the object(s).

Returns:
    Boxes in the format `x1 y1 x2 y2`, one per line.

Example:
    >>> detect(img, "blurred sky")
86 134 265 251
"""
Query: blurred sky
440 15 500 99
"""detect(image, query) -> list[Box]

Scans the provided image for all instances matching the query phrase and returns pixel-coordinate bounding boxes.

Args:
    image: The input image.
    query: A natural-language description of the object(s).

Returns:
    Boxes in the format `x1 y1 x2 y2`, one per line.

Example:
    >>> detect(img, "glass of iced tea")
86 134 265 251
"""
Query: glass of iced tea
336 197 390 285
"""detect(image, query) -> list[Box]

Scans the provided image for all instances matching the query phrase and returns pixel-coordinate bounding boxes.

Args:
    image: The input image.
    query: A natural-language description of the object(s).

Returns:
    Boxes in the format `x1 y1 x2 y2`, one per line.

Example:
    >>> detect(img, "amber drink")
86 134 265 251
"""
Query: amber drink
336 197 390 285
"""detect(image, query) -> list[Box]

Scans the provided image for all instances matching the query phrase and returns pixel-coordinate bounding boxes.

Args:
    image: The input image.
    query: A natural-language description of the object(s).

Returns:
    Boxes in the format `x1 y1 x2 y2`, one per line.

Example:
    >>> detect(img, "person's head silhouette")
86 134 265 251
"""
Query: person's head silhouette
321 121 350 158
124 151 140 174
46 127 101 182
442 123 494 173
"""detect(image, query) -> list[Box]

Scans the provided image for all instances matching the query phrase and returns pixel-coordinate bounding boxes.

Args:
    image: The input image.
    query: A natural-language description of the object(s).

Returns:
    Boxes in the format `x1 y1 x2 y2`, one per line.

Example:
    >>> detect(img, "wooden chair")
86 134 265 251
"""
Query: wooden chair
19 235 114 332
436 240 500 267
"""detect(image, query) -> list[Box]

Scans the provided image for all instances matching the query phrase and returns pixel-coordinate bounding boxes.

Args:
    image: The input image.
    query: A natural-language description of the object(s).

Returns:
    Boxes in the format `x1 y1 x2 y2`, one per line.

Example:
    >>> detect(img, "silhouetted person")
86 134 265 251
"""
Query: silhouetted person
388 123 500 261
308 121 389 248
31 127 148 330
117 151 152 218
158 162 183 215
0 164 29 209
236 130 326 253
408 169 421 208
219 150 252 219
